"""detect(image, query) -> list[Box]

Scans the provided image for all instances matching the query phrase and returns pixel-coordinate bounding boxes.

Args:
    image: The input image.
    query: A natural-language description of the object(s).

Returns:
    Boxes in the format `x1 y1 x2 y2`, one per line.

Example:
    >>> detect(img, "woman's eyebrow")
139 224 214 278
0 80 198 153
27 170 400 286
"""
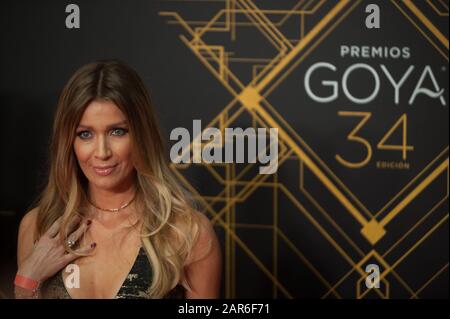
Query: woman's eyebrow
77 120 128 129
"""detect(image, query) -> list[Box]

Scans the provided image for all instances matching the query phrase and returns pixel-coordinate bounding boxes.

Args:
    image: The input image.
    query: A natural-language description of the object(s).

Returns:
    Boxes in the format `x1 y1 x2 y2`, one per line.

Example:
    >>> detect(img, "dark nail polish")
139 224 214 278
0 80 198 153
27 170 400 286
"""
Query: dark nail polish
87 220 92 226
91 242 96 248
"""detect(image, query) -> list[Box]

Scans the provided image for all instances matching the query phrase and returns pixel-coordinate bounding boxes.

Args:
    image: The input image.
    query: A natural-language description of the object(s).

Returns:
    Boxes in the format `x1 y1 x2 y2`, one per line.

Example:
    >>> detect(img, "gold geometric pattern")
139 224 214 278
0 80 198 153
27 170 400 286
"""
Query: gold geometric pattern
160 0 449 298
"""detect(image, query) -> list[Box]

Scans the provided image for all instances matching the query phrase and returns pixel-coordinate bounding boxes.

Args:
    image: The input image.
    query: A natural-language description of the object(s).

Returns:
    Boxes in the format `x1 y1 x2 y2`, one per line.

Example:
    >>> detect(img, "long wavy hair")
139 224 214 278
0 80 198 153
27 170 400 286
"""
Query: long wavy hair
34 60 201 298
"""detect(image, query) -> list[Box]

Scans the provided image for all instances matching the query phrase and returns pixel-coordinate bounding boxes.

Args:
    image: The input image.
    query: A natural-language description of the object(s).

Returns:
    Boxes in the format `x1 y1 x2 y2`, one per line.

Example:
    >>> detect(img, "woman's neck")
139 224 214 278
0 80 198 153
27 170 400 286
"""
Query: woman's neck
88 186 136 209
87 186 141 228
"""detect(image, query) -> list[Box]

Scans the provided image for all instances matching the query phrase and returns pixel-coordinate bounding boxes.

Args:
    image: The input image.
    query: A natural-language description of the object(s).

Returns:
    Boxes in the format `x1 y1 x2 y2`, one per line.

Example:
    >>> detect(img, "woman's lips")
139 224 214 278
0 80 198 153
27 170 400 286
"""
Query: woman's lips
92 165 117 176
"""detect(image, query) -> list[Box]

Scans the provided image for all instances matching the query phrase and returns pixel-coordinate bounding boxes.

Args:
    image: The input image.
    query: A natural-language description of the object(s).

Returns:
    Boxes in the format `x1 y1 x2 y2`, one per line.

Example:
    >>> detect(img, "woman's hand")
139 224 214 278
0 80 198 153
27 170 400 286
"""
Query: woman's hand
16 215 96 286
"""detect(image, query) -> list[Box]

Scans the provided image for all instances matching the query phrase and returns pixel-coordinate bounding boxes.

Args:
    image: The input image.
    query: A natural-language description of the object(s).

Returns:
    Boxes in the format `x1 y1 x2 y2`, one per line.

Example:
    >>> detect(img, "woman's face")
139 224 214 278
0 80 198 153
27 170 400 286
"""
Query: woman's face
73 99 135 192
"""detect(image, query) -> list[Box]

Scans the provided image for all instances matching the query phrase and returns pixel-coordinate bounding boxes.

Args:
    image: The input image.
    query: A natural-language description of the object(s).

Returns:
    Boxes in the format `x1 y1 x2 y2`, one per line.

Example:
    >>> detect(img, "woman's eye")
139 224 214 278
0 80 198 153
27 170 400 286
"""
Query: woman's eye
77 131 92 139
111 128 128 136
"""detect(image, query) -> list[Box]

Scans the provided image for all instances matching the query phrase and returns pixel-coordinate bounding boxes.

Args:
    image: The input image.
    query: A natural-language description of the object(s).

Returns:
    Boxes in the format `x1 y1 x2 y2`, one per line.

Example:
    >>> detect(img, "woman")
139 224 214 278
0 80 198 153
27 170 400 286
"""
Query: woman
15 60 222 299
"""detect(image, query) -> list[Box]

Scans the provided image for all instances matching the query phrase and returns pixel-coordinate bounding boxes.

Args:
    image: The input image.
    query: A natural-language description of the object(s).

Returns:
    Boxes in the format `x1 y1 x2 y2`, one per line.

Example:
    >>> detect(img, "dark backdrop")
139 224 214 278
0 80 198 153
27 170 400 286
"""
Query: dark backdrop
1 0 448 298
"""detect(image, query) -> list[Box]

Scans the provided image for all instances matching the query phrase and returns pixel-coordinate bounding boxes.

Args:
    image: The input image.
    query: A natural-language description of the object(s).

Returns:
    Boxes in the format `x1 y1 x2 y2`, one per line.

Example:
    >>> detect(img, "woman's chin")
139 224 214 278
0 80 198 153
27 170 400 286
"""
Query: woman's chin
89 178 120 191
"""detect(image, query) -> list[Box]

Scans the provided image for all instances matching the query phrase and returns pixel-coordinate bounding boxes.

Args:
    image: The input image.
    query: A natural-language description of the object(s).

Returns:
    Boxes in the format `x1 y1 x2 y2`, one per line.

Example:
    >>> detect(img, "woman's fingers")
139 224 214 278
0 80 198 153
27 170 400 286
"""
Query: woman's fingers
45 216 63 238
66 215 82 234
20 216 92 283
77 242 97 254
61 242 97 265
67 219 91 245
45 215 82 240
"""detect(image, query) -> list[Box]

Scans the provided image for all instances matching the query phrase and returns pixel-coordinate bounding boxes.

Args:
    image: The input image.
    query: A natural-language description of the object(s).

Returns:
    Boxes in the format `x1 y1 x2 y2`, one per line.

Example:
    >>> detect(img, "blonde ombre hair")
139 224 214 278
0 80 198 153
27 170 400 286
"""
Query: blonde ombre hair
34 60 201 298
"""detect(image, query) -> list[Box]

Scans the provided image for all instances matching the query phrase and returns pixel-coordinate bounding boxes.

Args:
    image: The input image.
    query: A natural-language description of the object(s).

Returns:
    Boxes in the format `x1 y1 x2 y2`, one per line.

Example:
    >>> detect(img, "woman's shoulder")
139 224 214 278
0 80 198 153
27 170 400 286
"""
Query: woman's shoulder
187 210 220 264
194 211 217 243
19 207 40 230
191 210 212 228
17 207 40 266
174 207 213 234
183 210 222 297
19 207 40 239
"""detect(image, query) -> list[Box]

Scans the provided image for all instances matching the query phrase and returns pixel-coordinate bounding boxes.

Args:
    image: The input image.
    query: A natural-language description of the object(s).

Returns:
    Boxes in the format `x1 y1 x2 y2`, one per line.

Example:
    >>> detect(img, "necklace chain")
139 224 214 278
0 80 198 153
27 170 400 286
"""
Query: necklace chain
88 193 136 212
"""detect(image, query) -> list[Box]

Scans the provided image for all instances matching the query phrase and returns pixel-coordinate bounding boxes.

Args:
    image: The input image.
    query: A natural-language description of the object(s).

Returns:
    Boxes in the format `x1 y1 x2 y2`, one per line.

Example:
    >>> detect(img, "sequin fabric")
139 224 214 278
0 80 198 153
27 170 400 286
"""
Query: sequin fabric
40 247 185 299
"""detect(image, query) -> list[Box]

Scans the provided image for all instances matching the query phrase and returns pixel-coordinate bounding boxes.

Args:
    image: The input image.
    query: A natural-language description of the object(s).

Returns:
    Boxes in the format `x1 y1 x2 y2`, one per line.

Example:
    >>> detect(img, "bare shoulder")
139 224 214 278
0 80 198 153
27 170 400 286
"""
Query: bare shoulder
193 210 214 232
17 207 39 266
193 210 217 245
185 210 222 298
188 210 221 264
19 207 39 232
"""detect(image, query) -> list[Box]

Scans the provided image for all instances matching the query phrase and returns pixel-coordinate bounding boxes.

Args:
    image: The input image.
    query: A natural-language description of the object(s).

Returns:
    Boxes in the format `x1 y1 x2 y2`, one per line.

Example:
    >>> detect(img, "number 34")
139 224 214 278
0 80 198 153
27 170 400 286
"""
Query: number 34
335 111 414 168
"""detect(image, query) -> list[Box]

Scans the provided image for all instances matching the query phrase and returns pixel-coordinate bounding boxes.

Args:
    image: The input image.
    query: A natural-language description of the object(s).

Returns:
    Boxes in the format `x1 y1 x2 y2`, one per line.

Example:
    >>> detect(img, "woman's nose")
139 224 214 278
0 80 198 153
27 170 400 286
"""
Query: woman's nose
94 135 112 159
